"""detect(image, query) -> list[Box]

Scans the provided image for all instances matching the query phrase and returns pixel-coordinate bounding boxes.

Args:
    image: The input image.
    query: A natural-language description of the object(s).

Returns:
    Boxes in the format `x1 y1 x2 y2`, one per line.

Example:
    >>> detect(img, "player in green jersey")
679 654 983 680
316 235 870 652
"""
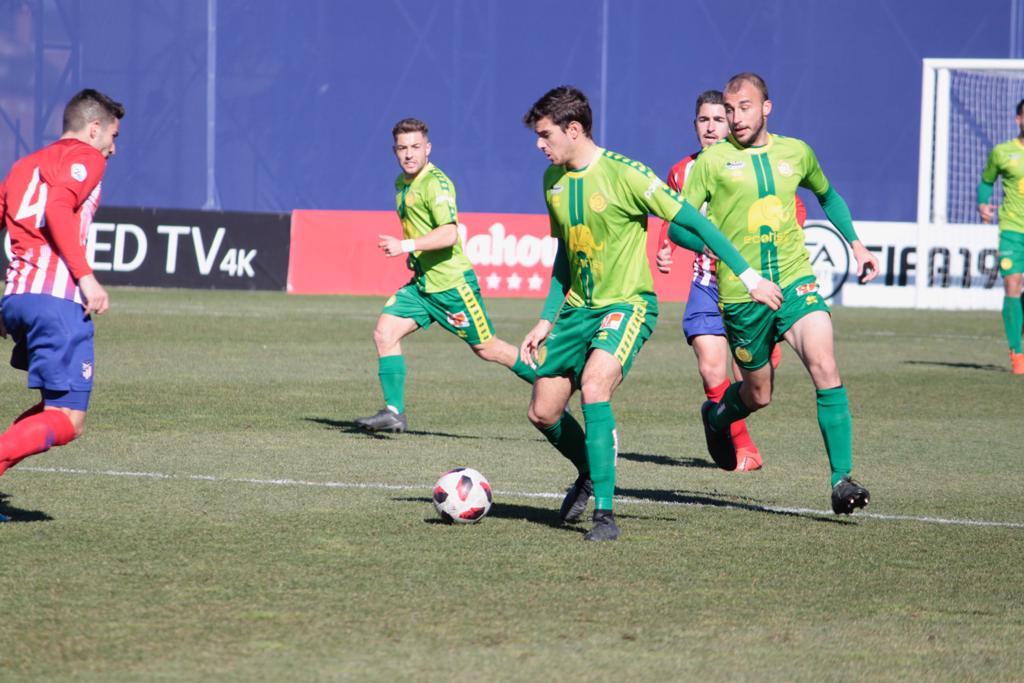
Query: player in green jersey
355 118 536 432
520 86 782 541
684 73 880 515
977 98 1024 375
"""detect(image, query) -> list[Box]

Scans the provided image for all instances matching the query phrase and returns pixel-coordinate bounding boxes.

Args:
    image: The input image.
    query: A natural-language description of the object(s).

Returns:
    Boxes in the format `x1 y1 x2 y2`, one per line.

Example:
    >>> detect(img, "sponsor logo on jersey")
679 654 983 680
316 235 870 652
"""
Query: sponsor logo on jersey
600 311 625 330
643 179 661 199
805 295 818 305
446 311 470 328
70 163 88 182
550 184 564 194
777 161 794 177
735 347 752 363
434 193 453 205
726 161 745 170
795 282 819 296
589 192 608 213
596 330 609 341
81 362 93 380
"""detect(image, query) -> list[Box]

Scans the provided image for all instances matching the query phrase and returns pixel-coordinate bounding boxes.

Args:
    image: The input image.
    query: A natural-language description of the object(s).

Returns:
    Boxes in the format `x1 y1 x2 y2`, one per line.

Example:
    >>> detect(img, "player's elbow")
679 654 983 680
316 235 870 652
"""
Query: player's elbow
436 224 458 248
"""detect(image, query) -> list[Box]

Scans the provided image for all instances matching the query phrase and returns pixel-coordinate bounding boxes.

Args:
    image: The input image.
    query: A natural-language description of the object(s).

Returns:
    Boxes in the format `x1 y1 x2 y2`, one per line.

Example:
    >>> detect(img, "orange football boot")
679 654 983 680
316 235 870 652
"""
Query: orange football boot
1011 351 1024 375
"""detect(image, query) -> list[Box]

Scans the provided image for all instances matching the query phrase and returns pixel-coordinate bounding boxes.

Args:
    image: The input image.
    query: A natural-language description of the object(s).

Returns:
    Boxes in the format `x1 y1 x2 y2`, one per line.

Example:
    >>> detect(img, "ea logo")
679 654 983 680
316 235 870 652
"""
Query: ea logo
802 222 851 301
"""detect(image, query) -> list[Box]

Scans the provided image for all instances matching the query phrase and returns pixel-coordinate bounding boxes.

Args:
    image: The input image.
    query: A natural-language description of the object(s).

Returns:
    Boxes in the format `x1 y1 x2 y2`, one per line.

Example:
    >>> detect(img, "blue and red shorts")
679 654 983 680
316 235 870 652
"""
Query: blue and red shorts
2 293 94 410
682 280 725 344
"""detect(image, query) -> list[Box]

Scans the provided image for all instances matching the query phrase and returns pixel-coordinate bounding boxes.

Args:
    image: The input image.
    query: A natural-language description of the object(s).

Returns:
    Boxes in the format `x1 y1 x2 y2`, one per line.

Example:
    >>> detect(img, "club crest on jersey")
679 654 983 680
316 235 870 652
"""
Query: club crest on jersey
446 311 470 328
81 362 93 380
795 282 819 296
735 347 752 363
589 192 608 213
70 163 88 182
1002 257 1014 271
777 161 794 177
600 312 625 330
535 344 548 366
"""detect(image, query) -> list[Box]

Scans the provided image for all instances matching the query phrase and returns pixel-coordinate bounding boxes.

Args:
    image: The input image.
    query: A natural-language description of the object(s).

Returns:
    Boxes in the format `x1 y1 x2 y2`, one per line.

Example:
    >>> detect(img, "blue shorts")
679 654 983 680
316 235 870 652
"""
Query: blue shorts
2 294 94 409
682 280 725 344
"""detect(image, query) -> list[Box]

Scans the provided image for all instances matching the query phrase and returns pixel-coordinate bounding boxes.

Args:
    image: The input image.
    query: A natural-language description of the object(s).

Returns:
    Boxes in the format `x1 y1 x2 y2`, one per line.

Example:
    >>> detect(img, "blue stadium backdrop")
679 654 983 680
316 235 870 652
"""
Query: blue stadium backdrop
0 0 1020 221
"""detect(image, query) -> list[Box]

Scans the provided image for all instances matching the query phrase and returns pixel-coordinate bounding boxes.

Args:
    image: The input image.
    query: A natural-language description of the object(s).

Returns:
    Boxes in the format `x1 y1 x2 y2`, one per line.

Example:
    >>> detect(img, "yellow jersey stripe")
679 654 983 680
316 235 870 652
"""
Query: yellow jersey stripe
457 283 492 343
614 302 645 364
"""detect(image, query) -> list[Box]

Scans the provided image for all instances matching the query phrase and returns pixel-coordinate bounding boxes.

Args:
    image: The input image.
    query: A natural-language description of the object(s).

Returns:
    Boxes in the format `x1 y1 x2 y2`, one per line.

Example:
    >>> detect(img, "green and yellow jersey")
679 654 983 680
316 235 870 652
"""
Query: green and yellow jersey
684 133 823 304
544 149 685 308
395 162 473 293
981 138 1024 233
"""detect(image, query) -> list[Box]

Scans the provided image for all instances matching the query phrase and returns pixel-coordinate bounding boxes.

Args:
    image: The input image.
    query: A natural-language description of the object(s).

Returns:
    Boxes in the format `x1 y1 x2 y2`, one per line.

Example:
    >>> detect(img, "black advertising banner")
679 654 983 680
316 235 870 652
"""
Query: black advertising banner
1 207 290 291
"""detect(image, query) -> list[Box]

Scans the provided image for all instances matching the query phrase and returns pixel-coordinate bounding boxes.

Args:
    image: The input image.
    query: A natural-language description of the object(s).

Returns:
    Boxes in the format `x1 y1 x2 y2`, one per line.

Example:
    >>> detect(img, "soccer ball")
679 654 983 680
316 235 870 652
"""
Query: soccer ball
432 467 492 524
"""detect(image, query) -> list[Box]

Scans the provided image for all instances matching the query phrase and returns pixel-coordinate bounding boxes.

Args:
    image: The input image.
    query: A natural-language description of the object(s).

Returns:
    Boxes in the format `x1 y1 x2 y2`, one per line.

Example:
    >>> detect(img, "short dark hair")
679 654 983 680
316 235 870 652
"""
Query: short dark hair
725 72 769 101
62 88 124 133
523 86 593 138
392 118 429 140
694 90 724 117
1017 99 1024 117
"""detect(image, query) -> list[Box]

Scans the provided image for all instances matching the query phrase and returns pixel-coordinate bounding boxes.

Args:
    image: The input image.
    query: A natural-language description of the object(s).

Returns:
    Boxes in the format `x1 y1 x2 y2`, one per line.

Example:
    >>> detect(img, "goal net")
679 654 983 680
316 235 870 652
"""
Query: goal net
916 59 1024 309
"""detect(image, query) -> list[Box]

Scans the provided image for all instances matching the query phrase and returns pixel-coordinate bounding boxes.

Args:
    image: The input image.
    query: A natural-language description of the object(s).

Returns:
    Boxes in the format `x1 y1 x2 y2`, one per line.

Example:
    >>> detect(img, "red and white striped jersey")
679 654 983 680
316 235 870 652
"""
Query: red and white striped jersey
1 138 106 304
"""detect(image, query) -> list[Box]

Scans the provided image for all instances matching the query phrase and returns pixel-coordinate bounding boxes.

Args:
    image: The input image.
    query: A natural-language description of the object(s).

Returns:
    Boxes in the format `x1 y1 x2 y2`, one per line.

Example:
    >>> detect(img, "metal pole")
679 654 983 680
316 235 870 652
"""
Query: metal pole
203 0 219 210
598 0 608 144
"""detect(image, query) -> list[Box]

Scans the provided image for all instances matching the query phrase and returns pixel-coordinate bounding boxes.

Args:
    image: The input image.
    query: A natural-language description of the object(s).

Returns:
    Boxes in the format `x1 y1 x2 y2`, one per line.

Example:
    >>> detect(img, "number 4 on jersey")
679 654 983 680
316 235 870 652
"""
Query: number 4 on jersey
15 167 47 229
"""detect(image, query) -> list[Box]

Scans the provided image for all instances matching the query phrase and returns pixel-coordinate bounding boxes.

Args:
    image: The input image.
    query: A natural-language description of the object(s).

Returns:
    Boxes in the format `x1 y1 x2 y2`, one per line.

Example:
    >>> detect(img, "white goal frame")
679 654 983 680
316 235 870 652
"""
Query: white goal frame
915 58 1024 309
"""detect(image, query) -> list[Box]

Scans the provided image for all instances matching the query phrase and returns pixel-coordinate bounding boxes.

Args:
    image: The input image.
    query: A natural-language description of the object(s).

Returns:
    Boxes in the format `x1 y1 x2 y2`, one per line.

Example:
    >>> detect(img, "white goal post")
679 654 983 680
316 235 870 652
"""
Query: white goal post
916 58 1024 309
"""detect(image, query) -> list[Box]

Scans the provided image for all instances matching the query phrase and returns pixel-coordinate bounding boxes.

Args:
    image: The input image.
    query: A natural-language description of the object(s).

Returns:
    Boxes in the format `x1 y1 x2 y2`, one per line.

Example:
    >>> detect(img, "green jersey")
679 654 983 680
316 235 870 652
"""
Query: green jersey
395 162 473 293
544 149 685 308
981 138 1024 233
684 133 825 304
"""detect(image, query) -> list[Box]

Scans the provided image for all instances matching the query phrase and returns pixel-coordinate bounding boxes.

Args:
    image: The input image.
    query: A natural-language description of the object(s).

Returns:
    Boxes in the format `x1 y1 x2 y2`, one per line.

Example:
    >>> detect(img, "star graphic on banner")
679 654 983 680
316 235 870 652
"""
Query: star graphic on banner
486 272 502 289
527 273 544 290
507 273 522 290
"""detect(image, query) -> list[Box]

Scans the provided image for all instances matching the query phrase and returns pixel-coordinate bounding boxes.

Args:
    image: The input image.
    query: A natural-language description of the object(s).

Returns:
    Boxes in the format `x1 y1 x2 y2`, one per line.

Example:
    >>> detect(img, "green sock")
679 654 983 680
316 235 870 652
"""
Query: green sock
582 402 617 511
1003 296 1023 353
539 414 588 476
817 386 852 487
709 381 751 432
510 357 537 384
378 355 406 413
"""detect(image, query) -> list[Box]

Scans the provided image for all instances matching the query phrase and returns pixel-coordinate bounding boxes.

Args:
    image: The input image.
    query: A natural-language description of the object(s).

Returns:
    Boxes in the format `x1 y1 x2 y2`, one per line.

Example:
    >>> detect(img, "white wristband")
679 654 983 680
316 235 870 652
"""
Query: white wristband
400 239 416 253
738 268 764 293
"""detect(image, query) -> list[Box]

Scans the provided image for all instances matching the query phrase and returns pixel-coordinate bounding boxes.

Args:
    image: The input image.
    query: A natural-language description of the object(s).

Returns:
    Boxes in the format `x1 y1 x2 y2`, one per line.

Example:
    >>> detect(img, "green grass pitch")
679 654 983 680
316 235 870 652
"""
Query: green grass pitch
1 288 1022 681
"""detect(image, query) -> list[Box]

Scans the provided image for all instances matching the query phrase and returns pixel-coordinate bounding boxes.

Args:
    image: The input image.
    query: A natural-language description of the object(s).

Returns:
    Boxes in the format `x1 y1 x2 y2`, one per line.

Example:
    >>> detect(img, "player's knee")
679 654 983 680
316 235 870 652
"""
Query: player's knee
742 383 772 411
471 340 499 362
697 361 728 387
527 403 558 429
806 358 840 386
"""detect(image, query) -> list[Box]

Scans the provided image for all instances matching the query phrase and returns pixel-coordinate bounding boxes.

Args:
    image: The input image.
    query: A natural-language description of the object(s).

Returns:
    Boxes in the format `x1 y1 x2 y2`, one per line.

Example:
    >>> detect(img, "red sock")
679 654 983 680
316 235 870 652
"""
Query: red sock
0 410 76 475
12 402 45 426
704 378 730 403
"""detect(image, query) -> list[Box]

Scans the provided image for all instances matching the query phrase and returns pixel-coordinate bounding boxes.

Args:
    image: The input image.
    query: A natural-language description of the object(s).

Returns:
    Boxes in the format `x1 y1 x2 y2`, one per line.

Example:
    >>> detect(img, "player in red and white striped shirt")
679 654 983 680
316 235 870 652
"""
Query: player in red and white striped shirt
0 88 124 494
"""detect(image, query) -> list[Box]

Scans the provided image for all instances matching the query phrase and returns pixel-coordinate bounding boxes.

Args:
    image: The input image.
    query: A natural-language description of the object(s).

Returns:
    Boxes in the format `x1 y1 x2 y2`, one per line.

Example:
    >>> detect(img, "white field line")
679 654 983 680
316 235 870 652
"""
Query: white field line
15 465 1024 530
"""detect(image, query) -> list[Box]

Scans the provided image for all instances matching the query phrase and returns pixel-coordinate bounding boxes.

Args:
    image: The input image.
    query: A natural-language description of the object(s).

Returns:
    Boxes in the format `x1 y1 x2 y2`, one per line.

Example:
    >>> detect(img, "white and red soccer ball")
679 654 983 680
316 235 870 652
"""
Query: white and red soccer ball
432 467 492 523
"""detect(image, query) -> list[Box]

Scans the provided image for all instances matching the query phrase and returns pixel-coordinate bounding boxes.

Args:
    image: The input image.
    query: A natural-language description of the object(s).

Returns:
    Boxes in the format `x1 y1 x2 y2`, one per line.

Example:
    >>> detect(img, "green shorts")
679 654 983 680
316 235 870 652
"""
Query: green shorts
535 294 657 384
998 230 1024 276
382 273 495 345
721 275 830 370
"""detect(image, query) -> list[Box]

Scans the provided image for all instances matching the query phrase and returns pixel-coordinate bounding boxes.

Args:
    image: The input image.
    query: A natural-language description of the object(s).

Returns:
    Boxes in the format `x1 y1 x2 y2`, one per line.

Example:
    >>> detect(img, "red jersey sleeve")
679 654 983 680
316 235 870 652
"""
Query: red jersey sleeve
42 143 106 280
795 194 807 228
658 154 699 252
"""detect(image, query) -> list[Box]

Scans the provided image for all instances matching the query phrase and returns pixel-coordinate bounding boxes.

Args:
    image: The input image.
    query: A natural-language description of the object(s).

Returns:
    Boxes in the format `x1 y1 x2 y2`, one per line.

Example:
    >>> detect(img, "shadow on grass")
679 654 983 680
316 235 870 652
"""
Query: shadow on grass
619 451 718 469
305 417 537 443
617 487 848 524
396 495 586 535
902 360 1006 372
0 492 53 523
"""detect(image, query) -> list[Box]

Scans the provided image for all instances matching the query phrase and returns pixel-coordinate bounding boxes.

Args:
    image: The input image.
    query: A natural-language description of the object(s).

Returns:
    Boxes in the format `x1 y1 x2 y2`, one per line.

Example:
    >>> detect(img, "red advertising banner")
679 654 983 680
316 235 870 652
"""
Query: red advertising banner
288 210 693 302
